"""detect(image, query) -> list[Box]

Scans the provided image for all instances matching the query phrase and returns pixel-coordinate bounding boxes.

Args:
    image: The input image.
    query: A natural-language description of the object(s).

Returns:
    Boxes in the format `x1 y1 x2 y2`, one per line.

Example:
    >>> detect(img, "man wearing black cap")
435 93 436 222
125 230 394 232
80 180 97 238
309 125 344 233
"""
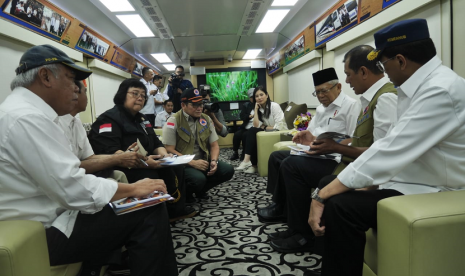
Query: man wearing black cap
306 19 465 276
257 68 360 227
162 88 234 200
0 45 178 276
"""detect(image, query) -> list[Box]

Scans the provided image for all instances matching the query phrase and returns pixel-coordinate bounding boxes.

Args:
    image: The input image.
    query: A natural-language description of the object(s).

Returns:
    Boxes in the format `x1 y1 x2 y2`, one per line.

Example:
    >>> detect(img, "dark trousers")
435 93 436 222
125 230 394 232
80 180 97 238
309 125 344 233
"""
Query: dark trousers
281 157 337 237
120 166 186 218
232 128 249 152
46 204 178 276
184 160 234 196
143 114 156 127
244 127 264 165
317 175 403 276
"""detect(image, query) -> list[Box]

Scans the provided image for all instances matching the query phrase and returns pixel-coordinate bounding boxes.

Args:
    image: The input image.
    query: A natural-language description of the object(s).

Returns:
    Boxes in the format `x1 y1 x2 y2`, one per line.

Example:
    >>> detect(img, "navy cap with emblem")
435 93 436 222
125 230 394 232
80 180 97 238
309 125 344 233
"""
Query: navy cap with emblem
16 44 93 80
181 88 203 103
367 19 430 61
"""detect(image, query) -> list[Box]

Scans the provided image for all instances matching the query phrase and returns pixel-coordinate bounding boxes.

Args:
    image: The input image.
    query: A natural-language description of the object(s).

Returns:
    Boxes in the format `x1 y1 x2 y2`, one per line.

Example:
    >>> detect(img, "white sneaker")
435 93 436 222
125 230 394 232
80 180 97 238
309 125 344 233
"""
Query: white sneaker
244 166 258 174
235 161 252 171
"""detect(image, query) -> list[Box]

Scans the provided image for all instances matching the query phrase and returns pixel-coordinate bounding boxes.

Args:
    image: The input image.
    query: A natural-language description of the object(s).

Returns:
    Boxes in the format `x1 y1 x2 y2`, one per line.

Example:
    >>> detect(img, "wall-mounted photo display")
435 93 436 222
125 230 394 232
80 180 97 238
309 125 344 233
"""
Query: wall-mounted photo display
75 28 110 59
132 62 144 77
284 35 305 64
266 53 281 75
1 0 71 40
315 0 358 47
359 0 402 23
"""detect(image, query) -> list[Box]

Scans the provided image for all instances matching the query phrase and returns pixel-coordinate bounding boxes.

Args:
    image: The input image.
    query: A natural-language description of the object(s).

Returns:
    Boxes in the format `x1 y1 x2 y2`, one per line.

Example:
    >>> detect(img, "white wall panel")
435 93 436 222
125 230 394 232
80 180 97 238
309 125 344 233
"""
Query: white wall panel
287 58 321 108
0 35 30 103
89 68 126 119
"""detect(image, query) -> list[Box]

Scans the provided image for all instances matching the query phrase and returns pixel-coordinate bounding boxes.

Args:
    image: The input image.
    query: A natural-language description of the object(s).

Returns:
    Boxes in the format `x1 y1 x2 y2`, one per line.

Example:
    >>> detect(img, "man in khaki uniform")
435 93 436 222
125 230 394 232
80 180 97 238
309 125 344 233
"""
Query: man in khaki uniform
163 88 234 201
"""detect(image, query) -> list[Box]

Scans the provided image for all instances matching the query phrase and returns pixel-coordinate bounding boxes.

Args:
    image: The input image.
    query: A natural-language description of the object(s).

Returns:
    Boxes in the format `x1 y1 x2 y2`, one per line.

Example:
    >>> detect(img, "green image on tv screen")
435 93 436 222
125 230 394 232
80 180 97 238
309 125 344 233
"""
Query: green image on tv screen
206 71 258 101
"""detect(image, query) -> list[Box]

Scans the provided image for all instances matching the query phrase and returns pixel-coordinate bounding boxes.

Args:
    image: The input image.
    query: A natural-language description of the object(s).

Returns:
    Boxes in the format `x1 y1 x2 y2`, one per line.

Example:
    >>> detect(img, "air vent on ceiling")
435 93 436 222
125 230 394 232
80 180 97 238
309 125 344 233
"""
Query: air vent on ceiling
237 0 270 36
251 3 261 10
133 0 176 40
248 11 257 18
145 7 156 15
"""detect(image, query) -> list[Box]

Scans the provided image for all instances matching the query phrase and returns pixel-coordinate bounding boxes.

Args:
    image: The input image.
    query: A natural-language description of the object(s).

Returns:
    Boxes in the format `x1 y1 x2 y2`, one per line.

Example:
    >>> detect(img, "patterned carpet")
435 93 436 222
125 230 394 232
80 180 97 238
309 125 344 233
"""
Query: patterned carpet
171 148 322 276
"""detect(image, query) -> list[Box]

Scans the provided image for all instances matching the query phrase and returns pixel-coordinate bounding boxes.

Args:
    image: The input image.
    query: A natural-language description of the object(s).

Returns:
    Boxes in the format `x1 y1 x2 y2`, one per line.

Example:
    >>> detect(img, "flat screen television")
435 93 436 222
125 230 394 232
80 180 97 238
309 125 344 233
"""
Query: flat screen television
197 68 266 103
206 71 258 101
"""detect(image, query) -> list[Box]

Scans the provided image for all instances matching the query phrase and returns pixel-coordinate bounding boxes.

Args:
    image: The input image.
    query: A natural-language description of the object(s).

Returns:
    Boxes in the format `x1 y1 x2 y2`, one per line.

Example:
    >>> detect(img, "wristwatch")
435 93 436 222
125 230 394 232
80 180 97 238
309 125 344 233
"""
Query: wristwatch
211 159 219 164
311 188 325 204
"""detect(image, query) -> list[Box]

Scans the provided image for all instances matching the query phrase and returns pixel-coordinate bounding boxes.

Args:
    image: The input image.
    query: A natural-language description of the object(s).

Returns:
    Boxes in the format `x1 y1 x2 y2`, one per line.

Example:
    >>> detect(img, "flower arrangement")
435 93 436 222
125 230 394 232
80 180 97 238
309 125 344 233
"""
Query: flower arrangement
293 112 312 131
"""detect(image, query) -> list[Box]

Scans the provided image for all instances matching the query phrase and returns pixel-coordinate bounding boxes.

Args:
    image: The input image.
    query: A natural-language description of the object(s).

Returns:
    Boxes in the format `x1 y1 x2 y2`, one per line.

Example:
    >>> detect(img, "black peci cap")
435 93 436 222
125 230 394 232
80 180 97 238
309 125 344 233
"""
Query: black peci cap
312 68 338 86
15 44 92 80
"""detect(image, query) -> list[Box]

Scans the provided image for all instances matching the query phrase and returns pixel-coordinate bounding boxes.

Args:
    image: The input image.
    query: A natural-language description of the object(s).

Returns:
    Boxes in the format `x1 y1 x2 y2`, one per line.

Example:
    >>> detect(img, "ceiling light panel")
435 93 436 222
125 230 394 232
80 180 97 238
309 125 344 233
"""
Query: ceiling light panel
243 49 262 59
151 53 172 63
116 14 155 37
99 0 135 12
163 64 176 71
271 0 298 6
256 9 290 33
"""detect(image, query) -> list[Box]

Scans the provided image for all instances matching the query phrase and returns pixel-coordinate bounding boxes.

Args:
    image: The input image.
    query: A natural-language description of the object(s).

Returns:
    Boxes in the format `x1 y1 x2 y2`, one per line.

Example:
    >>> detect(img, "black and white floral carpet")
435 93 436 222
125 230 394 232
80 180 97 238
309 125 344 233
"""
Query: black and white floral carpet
171 148 322 276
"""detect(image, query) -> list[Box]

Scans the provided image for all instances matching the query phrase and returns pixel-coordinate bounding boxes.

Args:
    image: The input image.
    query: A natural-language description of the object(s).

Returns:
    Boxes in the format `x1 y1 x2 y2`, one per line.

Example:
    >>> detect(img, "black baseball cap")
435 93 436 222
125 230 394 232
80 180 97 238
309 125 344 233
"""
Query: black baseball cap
181 88 203 103
15 44 92 80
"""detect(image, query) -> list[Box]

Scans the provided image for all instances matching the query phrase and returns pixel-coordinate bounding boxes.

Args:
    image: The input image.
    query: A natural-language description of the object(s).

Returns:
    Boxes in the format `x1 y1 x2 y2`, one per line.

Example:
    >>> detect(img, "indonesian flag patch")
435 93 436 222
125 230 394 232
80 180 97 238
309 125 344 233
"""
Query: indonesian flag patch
143 120 152 128
166 122 175 129
99 123 112 133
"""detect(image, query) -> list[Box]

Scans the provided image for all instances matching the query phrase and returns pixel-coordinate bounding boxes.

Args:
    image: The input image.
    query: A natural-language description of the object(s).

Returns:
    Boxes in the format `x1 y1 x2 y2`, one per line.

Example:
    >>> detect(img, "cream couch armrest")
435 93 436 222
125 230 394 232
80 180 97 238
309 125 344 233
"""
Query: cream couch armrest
0 220 50 276
377 190 465 276
256 130 289 177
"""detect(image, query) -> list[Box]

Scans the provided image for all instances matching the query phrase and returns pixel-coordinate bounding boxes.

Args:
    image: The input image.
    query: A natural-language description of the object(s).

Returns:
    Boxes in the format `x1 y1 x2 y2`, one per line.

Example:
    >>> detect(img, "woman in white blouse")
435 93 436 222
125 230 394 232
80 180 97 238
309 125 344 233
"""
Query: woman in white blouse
236 86 287 173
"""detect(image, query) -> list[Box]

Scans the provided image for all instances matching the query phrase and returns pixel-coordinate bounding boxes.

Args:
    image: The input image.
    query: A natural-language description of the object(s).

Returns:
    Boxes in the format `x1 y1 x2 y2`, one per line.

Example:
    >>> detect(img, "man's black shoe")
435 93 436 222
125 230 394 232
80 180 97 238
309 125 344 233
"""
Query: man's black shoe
270 233 314 253
230 152 239 160
257 202 286 223
268 228 296 241
303 269 321 276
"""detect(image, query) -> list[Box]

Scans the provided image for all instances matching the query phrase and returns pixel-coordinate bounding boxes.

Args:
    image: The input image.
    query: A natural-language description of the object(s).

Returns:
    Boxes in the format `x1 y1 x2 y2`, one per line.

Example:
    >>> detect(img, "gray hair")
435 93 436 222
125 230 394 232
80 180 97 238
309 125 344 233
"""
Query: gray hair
10 64 61 90
327 79 339 86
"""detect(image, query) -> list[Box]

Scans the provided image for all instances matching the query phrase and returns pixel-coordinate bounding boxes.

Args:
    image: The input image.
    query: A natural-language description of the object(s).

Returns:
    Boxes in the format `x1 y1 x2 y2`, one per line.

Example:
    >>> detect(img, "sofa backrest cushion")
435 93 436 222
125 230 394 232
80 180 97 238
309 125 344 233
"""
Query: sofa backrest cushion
283 102 308 129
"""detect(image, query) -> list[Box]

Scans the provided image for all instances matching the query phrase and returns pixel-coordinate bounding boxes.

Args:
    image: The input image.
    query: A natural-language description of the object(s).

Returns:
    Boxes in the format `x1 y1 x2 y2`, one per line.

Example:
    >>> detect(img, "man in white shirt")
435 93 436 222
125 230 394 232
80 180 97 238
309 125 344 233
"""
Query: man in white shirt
58 80 140 182
306 19 465 276
155 99 174 129
258 68 360 225
139 67 157 126
266 46 398 254
153 74 169 115
0 45 178 276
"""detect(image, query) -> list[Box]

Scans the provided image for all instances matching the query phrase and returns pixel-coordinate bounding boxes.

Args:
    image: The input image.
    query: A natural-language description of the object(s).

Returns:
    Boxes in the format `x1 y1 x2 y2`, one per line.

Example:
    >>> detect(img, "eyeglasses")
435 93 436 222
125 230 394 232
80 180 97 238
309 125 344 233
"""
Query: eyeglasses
376 57 395 73
189 102 204 109
312 83 338 97
127 92 147 100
